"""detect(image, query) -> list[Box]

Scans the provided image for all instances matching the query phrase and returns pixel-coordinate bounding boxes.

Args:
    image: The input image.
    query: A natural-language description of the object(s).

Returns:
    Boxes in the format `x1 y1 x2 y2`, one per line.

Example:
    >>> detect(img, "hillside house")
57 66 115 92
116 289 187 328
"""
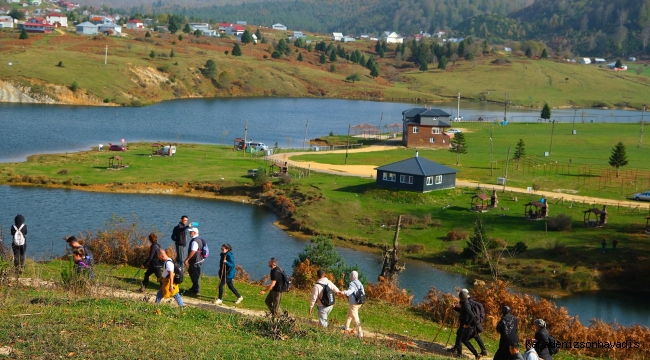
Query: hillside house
420 31 431 38
75 21 98 35
401 108 453 148
236 21 246 25
218 22 232 32
189 23 210 32
607 62 627 70
629 57 637 62
20 17 54 33
0 15 13 28
156 25 168 32
98 23 121 36
45 12 67 27
125 19 144 29
272 23 286 31
381 31 403 44
594 58 606 64
332 32 343 41
413 34 422 41
580 58 591 64
202 29 217 37
359 34 369 40
89 16 112 25
375 152 458 192
226 24 245 36
434 30 446 38
292 31 305 39
341 36 355 42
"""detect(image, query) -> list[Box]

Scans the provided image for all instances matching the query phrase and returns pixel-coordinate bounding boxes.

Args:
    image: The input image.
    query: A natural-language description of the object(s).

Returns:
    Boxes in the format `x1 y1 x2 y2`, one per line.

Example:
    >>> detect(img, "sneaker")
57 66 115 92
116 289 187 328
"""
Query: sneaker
214 299 223 305
480 350 488 356
341 325 348 330
138 285 146 293
446 347 458 353
357 332 364 338
235 297 243 304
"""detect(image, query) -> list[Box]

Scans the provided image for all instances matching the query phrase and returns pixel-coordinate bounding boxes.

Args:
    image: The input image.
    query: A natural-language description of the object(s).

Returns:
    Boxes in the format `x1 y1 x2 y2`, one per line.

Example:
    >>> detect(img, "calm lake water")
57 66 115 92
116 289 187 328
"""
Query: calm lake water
0 98 646 162
1 185 648 327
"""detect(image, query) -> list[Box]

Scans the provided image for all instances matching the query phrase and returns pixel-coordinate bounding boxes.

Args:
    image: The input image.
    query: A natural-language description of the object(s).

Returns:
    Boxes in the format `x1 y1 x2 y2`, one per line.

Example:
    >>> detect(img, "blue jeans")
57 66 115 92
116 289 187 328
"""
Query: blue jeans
155 288 184 307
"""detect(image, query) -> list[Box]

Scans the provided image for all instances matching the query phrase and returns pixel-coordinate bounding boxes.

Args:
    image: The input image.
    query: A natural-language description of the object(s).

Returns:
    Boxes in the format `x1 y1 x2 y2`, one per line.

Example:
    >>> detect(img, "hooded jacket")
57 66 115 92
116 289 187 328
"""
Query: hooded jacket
534 327 553 360
171 221 188 246
219 251 236 280
11 214 27 243
495 311 518 358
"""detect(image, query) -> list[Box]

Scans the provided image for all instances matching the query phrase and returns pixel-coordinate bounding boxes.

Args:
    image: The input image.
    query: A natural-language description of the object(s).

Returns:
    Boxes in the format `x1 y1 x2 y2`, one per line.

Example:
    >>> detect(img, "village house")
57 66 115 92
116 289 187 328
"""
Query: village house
433 30 446 38
156 25 168 32
75 21 98 35
375 152 458 192
188 23 210 32
217 22 232 32
358 34 370 40
98 22 121 36
226 24 245 36
272 23 286 31
125 19 144 29
236 20 246 25
580 58 591 64
332 32 343 41
420 31 431 38
202 29 217 37
89 16 112 25
20 17 54 33
292 30 305 39
341 36 355 42
45 12 67 27
594 58 606 64
413 33 422 41
401 108 453 148
381 31 403 44
0 15 14 28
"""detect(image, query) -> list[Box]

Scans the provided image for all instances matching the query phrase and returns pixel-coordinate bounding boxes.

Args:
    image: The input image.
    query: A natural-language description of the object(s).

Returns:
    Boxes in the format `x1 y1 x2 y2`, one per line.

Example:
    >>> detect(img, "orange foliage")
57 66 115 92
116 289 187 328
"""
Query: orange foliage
365 277 413 305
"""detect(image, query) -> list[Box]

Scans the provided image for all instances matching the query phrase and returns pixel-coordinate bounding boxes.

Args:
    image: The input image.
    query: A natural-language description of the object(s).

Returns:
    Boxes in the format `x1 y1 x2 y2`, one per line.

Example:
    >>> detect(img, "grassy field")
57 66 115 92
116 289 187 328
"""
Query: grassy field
0 28 649 108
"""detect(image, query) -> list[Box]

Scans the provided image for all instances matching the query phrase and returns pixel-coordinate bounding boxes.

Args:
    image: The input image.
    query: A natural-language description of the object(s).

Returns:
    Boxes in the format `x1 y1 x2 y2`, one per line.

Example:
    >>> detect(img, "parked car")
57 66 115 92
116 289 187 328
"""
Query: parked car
452 116 463 122
108 144 126 151
157 145 176 155
247 169 259 177
446 129 462 134
633 191 650 201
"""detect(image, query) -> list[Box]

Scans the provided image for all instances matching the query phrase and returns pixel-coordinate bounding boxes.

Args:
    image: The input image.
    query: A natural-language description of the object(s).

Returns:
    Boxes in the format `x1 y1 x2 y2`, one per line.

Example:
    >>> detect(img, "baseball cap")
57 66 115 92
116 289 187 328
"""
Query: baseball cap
189 227 199 236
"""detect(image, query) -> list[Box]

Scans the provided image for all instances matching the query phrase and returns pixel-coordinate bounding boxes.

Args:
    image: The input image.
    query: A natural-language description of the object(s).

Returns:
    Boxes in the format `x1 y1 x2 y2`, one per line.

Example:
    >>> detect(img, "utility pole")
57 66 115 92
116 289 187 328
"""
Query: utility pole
504 146 511 179
345 124 351 164
639 104 646 148
503 93 508 122
549 120 556 154
572 107 577 134
104 45 108 65
243 120 248 157
490 128 494 176
303 119 308 150
378 112 383 140
457 92 460 120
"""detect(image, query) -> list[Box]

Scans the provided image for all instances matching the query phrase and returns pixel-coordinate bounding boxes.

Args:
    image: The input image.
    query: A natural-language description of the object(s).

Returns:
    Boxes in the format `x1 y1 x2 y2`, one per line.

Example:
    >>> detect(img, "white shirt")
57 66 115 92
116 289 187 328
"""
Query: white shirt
163 259 175 278
190 237 200 251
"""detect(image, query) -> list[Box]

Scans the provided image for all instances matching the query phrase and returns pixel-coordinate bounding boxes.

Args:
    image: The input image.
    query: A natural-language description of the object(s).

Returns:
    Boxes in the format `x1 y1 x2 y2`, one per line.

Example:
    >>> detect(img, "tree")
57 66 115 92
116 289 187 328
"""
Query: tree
201 59 217 78
169 48 175 58
438 55 448 69
329 50 337 62
615 59 623 68
241 30 253 44
608 142 629 177
255 28 261 41
457 41 466 57
513 139 526 169
193 29 202 37
541 48 549 59
482 40 489 54
525 47 533 58
145 31 151 38
346 73 360 83
449 132 467 165
69 81 78 92
271 51 281 59
19 28 29 40
637 67 644 77
169 22 179 34
540 103 551 121
232 43 242 56
182 23 191 34
178 34 183 41
307 43 312 52
419 57 428 71
293 235 343 271
149 50 155 59
297 52 303 61
8 9 26 21
319 52 327 64
370 64 379 78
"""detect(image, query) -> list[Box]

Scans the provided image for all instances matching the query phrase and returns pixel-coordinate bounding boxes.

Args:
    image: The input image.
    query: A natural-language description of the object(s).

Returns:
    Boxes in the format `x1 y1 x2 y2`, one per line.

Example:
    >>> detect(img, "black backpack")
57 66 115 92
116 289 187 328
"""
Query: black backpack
547 333 560 355
318 283 335 307
353 282 366 304
278 268 292 292
166 259 184 284
469 299 486 324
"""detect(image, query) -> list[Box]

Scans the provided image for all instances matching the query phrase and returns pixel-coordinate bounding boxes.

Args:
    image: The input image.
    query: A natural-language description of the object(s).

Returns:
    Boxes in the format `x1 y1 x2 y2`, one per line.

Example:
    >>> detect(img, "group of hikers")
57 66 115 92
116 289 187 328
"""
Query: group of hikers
447 288 558 360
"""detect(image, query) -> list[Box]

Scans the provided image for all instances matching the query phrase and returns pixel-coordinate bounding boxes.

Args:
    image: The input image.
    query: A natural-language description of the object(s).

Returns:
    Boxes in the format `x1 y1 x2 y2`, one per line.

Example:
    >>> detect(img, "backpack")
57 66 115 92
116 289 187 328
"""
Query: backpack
318 283 335 307
190 238 208 264
547 333 559 355
84 248 95 267
469 299 486 324
278 268 292 292
199 238 209 259
353 282 366 304
166 259 184 284
13 224 25 246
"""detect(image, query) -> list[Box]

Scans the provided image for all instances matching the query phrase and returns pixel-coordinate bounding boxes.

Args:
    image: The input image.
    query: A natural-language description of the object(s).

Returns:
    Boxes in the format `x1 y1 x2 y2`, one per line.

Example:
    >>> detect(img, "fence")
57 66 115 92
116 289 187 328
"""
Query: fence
459 114 646 124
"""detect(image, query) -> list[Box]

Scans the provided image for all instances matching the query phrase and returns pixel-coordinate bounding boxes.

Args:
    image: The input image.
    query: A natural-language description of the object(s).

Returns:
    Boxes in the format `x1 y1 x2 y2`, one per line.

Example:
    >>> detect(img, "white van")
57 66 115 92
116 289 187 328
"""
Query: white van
248 142 268 151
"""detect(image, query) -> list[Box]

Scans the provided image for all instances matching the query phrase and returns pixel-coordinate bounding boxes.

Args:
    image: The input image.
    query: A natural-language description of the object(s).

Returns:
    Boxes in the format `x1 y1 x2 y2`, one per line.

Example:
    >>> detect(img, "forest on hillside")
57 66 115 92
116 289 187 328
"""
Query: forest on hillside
122 0 532 36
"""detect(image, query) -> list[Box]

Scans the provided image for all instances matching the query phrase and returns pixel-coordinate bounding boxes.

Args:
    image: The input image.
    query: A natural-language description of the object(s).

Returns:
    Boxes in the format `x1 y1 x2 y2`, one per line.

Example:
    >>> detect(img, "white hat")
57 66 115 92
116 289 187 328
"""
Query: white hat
189 227 199 236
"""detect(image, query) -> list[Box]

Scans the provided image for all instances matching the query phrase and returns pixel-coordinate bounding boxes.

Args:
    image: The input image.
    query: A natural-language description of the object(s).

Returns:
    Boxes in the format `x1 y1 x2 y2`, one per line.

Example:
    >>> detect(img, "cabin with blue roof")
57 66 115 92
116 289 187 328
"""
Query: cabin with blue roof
375 152 458 192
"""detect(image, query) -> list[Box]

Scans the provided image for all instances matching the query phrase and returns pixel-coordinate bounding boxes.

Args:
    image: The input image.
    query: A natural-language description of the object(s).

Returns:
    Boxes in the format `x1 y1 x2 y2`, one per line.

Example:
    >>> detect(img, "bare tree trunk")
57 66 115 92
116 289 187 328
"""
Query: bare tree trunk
379 215 405 282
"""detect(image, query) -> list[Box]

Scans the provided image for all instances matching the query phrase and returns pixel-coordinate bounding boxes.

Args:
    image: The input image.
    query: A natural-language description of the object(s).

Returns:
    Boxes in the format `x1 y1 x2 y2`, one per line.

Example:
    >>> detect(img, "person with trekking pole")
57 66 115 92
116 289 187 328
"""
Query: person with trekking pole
214 244 243 305
449 289 481 360
494 306 518 360
139 233 162 292
155 249 184 307
11 214 27 275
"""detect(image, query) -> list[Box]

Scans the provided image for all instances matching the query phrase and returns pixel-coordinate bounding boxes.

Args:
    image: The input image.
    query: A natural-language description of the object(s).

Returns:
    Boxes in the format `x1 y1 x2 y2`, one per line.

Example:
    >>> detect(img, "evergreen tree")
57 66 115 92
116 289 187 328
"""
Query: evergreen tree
457 41 466 57
297 52 303 61
449 132 468 165
149 50 155 59
525 47 533 58
381 41 388 52
272 51 281 59
365 55 375 70
329 50 337 62
193 29 202 37
201 59 217 78
169 48 175 58
513 139 526 169
319 52 327 64
375 39 382 53
615 59 623 68
465 52 475 61
359 55 366 67
482 40 489 54
183 23 191 34
541 48 548 58
307 43 312 52
370 64 379 78
178 34 183 41
419 58 428 71
145 31 151 38
232 43 242 56
169 22 179 34
438 55 448 69
608 142 629 178
540 103 551 121
378 47 385 58
19 28 29 40
276 39 287 53
462 215 489 259
8 8 26 20
241 30 253 44
255 28 261 40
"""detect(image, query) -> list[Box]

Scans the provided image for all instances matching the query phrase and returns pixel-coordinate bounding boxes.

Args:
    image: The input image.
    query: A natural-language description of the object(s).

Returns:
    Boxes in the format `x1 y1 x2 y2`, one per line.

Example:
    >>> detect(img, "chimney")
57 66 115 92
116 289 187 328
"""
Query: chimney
415 151 419 157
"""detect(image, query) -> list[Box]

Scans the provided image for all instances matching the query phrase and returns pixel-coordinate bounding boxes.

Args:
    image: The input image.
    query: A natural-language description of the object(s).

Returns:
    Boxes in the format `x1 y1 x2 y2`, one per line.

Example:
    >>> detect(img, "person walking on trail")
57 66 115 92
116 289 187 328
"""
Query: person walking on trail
448 289 487 358
494 306 518 360
171 216 189 265
449 289 481 360
341 270 365 338
601 239 606 254
309 269 341 328
524 339 540 360
66 236 94 267
184 227 204 295
509 343 525 360
533 319 553 360
214 244 243 305
139 233 162 292
11 214 27 274
259 257 284 318
155 249 184 307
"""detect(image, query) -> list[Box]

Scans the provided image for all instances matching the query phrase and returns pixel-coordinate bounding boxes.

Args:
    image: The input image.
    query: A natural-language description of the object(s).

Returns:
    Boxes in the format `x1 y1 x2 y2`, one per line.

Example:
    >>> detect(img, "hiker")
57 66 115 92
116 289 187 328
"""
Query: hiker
66 236 94 267
171 215 189 265
524 339 540 360
509 343 525 360
214 243 243 305
341 270 365 338
155 249 184 307
259 257 283 317
72 247 92 276
11 214 27 274
139 233 162 292
308 269 341 328
448 289 487 358
451 289 481 360
601 239 606 254
533 319 553 360
494 306 518 360
184 227 203 295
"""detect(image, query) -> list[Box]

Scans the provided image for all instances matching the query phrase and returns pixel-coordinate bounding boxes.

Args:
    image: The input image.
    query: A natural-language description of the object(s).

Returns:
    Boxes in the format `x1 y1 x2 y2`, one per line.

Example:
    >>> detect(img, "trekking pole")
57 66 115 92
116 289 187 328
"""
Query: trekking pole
445 317 457 347
132 268 142 283
431 308 450 345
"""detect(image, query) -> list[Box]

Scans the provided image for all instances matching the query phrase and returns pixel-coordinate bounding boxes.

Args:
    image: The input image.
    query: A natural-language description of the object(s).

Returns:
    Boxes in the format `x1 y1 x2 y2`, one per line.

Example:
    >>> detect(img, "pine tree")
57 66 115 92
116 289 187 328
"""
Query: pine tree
255 28 261 40
319 53 327 64
540 103 551 121
615 59 623 68
359 55 366 67
329 50 337 62
482 40 489 54
145 31 151 38
541 48 549 58
457 41 466 57
370 64 379 78
241 30 253 44
149 50 155 59
307 43 312 52
169 48 175 58
297 52 303 61
375 39 381 53
513 139 526 169
232 43 242 56
19 28 29 40
608 142 629 178
178 34 183 41
438 56 448 69
525 47 533 58
449 132 468 165
201 59 217 78
183 23 191 34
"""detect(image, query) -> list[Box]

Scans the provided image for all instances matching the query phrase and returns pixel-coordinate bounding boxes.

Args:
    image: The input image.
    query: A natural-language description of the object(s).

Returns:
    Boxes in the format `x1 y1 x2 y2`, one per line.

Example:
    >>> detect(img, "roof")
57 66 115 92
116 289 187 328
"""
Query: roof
46 12 65 17
583 208 605 215
332 32 342 36
230 25 244 31
376 156 458 176
403 108 451 118
525 201 545 207
127 19 142 23
76 21 97 27
472 194 489 200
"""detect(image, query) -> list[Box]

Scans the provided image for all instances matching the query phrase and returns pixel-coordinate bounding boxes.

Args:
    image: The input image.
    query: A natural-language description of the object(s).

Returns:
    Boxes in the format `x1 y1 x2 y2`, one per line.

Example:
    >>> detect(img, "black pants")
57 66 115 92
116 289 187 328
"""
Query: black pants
175 243 185 265
454 326 486 353
12 244 26 273
460 326 479 357
188 263 201 292
142 264 162 287
218 277 241 299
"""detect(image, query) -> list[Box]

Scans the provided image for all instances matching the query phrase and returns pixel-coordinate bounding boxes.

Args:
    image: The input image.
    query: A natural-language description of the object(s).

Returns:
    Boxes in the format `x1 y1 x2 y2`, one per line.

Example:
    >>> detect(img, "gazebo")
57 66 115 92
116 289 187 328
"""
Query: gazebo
524 201 547 220
108 156 123 169
471 194 490 212
583 207 607 227
269 162 288 177
151 143 163 155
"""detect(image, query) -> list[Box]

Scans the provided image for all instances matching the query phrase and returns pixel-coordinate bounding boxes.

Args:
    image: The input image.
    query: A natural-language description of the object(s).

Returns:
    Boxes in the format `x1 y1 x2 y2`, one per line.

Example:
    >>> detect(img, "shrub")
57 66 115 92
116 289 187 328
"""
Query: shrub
490 237 508 249
278 173 292 184
547 214 572 231
404 244 425 254
261 181 272 192
57 169 69 175
513 241 528 253
56 61 64 67
69 81 78 92
365 276 413 305
252 168 268 187
446 228 468 241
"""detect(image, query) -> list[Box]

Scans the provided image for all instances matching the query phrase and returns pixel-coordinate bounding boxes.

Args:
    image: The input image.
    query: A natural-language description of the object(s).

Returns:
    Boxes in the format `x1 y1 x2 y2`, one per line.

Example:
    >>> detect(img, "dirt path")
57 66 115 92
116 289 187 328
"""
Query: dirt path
268 144 650 209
